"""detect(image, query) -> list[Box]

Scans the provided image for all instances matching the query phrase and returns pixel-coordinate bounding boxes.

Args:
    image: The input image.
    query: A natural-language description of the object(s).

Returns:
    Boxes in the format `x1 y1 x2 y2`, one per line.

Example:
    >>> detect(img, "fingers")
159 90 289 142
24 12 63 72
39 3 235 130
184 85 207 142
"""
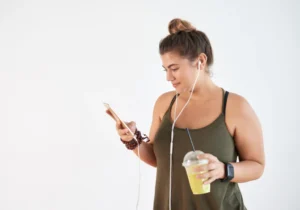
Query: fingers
196 170 218 180
105 108 137 141
197 153 218 163
120 134 133 142
115 120 122 129
119 129 133 141
118 127 129 136
196 170 219 185
127 121 136 132
193 163 217 173
115 121 136 142
194 153 223 184
203 176 217 185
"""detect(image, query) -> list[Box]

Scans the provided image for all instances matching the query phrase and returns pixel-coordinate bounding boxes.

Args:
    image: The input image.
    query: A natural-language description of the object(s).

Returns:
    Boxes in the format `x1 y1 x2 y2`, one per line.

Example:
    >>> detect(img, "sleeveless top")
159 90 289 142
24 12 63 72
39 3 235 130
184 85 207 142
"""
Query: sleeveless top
152 89 247 210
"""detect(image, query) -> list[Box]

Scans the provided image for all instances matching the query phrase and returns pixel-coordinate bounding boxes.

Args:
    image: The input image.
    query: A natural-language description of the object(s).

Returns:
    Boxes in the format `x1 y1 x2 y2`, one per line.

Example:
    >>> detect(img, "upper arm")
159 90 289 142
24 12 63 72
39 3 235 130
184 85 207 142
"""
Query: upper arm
228 94 265 166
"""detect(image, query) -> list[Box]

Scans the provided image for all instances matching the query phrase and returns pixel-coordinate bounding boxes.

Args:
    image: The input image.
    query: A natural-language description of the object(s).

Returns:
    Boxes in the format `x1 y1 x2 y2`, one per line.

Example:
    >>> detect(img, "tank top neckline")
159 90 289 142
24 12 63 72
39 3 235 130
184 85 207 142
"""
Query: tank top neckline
165 109 225 132
163 87 227 132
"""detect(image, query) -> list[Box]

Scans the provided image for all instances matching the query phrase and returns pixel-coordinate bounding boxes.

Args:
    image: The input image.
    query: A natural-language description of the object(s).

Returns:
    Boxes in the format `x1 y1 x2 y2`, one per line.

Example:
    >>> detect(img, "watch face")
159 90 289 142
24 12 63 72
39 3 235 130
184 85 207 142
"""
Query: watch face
220 163 234 182
227 163 234 179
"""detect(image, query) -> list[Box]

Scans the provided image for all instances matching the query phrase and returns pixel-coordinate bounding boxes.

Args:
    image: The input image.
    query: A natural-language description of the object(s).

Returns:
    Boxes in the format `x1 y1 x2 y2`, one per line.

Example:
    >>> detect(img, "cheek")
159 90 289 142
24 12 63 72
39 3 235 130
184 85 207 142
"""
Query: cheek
176 71 191 84
175 71 186 81
186 71 197 83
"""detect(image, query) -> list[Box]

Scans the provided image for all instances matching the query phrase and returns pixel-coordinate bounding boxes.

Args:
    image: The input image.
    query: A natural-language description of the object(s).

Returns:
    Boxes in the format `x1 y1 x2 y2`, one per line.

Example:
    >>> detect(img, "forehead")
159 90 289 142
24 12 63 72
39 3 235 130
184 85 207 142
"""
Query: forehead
161 52 189 67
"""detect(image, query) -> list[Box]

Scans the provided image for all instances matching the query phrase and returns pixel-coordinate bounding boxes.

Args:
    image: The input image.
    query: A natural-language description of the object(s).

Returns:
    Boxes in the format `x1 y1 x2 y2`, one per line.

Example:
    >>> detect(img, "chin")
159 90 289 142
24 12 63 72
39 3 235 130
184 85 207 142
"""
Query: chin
175 87 186 94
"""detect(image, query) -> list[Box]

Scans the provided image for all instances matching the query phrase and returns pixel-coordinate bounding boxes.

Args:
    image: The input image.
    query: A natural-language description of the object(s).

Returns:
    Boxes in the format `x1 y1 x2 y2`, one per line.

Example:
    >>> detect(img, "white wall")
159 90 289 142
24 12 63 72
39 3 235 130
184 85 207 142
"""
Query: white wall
0 0 299 209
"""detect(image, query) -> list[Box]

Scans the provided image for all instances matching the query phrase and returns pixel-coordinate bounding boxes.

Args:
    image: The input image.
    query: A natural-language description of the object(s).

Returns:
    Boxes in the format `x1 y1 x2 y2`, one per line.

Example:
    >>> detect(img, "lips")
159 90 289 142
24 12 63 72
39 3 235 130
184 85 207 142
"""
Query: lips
172 83 180 87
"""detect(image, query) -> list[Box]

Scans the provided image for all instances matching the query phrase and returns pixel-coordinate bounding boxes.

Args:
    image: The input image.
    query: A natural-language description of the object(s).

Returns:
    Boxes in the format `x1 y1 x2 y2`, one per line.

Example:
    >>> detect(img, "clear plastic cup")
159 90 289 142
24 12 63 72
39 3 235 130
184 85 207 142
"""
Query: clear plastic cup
182 150 210 195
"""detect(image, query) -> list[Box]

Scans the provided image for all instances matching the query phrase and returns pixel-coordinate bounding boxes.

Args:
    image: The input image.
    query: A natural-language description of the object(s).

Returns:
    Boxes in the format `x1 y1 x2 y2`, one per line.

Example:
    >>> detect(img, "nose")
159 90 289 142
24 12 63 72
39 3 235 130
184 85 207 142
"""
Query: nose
166 70 174 82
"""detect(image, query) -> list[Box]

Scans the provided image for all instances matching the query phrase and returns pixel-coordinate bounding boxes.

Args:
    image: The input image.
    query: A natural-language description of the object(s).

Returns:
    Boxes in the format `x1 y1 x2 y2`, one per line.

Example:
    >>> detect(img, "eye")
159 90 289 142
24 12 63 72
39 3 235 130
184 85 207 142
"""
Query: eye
162 68 179 72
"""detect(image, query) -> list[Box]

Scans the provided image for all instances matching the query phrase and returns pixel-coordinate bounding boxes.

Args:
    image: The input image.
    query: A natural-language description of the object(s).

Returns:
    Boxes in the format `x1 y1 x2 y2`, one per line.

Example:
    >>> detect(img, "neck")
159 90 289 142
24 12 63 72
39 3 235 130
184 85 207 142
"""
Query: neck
179 74 219 101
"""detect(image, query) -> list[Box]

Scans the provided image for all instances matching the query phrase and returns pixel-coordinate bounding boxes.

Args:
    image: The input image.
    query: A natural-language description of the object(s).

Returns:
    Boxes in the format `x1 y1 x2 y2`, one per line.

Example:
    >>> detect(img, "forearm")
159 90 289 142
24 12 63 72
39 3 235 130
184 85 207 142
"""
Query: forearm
229 160 264 183
132 141 157 167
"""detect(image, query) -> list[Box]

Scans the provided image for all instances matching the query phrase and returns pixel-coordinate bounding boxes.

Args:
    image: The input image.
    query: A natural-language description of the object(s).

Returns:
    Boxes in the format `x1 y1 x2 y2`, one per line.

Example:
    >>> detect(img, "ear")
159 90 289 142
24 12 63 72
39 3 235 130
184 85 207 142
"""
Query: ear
198 53 207 70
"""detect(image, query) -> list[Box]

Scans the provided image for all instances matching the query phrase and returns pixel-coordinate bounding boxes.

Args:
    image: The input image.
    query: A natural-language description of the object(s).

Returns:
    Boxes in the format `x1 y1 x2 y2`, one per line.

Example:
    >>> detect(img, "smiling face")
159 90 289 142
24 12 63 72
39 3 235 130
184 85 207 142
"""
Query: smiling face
161 51 200 93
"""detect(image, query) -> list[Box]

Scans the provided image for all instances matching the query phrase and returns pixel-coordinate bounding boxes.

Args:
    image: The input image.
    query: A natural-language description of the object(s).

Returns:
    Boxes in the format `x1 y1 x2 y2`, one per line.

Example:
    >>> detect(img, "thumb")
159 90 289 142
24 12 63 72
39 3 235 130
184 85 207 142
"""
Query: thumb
127 121 136 131
128 121 136 127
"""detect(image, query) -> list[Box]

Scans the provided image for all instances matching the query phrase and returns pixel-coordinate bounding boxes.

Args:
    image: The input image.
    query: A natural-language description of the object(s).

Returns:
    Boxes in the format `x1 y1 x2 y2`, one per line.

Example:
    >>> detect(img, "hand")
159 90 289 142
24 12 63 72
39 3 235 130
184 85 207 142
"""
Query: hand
116 121 136 142
193 153 225 185
105 110 136 142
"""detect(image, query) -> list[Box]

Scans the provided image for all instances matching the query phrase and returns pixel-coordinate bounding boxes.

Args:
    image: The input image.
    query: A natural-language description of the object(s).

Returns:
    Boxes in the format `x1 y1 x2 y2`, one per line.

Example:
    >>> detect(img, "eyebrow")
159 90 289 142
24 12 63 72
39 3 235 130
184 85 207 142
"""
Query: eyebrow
162 64 179 69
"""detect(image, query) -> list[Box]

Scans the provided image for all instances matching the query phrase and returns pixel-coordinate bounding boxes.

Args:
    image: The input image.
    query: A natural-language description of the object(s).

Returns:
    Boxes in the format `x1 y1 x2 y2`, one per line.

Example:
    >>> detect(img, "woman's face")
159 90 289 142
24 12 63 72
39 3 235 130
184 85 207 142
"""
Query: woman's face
161 52 198 93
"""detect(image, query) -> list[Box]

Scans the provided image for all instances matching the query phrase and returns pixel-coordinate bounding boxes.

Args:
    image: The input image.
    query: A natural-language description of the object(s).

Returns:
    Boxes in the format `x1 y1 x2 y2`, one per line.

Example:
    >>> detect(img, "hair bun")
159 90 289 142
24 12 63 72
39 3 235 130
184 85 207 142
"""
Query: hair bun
168 18 196 34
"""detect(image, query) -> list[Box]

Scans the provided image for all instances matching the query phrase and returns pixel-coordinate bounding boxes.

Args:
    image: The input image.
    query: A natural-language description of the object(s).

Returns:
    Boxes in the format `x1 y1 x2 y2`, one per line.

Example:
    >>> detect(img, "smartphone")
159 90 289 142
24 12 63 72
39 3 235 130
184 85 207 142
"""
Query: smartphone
103 102 128 129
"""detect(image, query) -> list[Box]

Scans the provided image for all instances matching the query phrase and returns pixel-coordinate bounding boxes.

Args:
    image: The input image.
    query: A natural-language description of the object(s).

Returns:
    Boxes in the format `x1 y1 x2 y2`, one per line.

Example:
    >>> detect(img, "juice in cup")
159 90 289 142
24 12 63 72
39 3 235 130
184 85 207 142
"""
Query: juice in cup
182 150 210 194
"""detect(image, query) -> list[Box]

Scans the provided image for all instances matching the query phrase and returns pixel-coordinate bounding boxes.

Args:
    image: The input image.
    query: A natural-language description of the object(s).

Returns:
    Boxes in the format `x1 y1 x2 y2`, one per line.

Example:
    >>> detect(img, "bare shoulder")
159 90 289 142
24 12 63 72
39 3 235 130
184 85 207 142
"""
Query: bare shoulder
154 91 177 120
148 91 177 144
226 91 260 134
227 92 254 116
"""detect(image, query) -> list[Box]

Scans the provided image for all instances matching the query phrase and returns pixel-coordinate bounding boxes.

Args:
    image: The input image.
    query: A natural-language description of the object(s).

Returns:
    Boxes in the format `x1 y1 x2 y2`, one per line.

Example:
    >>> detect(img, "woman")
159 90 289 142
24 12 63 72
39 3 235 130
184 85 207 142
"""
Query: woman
107 18 265 210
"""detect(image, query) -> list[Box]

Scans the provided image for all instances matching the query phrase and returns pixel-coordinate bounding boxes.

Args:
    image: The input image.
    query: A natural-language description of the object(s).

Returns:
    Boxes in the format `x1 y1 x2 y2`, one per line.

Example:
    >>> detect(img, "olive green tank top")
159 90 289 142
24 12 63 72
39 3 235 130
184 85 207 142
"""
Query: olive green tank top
152 89 247 210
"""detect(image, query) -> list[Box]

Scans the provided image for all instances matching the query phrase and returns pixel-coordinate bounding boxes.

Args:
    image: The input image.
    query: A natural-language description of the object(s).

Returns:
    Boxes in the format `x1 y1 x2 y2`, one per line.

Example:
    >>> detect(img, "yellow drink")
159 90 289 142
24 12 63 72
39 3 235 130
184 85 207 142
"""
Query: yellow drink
185 165 210 194
182 150 210 195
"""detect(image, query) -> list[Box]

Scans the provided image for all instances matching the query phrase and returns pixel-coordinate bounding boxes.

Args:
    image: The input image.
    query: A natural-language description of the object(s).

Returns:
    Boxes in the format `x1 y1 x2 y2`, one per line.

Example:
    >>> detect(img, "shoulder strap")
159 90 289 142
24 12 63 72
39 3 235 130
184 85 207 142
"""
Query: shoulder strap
222 89 229 115
167 93 179 112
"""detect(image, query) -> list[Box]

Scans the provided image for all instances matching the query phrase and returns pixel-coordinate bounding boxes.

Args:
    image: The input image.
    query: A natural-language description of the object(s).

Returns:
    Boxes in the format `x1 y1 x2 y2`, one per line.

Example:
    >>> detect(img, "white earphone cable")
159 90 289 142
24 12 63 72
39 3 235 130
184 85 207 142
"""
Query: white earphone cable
169 61 201 210
120 123 141 210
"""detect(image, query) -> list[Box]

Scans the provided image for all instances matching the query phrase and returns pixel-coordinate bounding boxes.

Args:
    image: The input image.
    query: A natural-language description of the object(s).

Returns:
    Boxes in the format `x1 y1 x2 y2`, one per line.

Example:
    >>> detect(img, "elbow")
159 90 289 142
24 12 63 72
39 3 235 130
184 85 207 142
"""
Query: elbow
151 163 157 168
254 162 265 180
143 157 157 168
149 160 157 168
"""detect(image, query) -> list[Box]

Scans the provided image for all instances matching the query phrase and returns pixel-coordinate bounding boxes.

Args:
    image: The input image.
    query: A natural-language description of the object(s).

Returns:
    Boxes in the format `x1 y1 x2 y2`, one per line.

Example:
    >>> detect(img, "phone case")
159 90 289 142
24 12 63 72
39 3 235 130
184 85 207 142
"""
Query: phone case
103 102 128 129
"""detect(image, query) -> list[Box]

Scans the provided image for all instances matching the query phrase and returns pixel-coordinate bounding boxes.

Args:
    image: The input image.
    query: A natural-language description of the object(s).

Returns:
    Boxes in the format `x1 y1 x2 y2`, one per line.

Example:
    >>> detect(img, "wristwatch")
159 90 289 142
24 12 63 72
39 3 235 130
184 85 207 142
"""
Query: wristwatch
220 162 234 182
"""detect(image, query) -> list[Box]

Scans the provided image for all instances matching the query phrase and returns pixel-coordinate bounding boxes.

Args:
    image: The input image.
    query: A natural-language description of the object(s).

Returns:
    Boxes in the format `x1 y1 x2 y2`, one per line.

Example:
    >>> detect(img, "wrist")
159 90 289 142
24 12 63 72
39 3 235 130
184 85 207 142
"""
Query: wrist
120 128 150 150
219 162 226 179
220 162 235 182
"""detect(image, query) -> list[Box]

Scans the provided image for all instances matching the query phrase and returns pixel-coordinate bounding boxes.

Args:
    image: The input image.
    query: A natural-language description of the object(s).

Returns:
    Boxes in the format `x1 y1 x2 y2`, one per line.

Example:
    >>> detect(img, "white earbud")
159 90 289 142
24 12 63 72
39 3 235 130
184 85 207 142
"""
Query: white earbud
198 60 201 70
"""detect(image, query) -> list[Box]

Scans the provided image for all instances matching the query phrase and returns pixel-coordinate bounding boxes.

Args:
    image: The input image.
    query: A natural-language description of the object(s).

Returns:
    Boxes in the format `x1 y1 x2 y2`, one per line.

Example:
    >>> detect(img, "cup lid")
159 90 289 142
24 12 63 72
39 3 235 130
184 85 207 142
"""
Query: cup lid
182 150 208 167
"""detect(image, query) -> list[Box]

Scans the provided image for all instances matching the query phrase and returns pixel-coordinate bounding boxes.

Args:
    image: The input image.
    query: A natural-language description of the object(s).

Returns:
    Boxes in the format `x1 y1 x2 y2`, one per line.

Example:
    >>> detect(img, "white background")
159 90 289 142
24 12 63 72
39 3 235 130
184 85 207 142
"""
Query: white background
0 0 299 209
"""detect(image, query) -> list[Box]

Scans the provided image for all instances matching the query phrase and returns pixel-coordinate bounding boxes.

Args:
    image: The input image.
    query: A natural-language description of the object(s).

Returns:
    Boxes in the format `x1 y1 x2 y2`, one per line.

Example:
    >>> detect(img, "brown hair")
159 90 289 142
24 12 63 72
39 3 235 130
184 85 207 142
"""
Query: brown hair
159 18 214 73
